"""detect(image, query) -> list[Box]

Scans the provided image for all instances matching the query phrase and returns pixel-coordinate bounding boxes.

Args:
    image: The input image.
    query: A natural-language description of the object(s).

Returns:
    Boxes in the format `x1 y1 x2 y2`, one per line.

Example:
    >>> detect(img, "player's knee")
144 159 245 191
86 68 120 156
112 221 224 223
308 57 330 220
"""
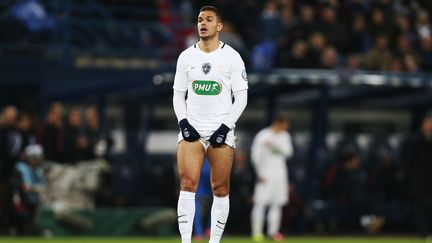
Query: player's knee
212 183 229 197
180 176 198 192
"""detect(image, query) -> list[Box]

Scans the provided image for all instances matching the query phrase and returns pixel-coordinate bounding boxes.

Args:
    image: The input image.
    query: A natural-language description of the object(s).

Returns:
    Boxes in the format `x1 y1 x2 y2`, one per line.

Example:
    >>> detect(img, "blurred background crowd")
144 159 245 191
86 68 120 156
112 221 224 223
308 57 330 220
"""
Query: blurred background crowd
1 0 432 239
1 0 432 72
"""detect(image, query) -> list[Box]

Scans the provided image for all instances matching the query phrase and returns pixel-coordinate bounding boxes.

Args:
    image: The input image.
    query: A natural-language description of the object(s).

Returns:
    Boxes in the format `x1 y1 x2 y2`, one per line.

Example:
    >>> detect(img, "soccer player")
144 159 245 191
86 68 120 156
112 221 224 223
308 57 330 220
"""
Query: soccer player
250 116 293 242
172 5 248 243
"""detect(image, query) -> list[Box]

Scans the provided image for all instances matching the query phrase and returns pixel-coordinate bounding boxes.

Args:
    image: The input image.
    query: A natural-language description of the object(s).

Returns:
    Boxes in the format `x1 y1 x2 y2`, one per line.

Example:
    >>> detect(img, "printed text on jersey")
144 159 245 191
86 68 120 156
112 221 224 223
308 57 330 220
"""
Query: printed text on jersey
192 80 222 95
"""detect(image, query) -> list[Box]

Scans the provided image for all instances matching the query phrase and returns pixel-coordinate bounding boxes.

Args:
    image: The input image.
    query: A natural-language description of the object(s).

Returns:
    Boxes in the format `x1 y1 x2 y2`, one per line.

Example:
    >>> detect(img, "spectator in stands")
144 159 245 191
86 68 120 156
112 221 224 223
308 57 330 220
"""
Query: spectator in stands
394 34 419 61
318 7 347 54
369 8 392 39
85 106 112 160
415 9 431 40
341 54 362 77
367 147 404 204
419 36 432 70
360 147 407 234
365 34 393 71
259 0 281 42
277 39 310 68
291 5 318 42
14 144 45 235
321 149 376 232
403 53 420 73
307 32 327 68
64 108 91 163
389 57 403 73
340 53 362 81
319 46 339 70
347 14 370 54
0 106 20 235
251 0 280 72
275 5 298 62
279 5 297 36
41 102 64 163
401 116 432 238
393 15 415 44
17 112 36 159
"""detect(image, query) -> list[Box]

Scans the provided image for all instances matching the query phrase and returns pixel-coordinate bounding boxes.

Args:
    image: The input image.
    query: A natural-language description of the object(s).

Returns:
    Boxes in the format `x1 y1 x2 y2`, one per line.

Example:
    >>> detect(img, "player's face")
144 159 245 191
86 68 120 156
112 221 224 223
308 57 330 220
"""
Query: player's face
275 120 289 133
197 11 222 39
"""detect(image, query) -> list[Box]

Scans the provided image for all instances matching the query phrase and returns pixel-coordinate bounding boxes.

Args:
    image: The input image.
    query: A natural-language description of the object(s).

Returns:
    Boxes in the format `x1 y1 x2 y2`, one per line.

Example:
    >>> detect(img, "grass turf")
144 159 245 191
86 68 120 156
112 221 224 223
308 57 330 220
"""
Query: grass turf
0 236 423 243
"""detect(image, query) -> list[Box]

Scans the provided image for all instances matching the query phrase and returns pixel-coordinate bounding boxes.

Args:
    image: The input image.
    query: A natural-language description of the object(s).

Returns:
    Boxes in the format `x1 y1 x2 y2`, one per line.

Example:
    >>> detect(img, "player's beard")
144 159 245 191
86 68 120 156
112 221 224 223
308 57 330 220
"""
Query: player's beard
200 33 217 42
199 28 218 41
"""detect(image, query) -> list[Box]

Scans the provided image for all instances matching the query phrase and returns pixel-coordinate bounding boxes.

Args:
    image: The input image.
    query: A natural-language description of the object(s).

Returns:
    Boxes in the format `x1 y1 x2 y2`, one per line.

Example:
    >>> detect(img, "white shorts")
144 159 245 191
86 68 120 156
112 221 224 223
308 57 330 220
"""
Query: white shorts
253 176 288 206
177 129 237 150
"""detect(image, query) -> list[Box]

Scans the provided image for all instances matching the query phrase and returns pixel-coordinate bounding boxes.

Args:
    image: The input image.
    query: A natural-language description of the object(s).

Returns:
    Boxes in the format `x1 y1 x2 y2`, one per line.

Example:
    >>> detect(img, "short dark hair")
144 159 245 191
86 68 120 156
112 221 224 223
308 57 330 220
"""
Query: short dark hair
273 114 290 124
199 6 222 22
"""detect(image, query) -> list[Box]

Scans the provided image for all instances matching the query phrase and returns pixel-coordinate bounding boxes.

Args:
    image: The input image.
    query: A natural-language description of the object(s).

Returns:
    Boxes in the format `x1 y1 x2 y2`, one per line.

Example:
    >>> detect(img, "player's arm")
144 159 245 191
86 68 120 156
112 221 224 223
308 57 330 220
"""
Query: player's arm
281 133 294 158
223 90 247 129
173 54 200 142
251 133 263 166
251 132 267 182
267 132 293 158
209 52 248 145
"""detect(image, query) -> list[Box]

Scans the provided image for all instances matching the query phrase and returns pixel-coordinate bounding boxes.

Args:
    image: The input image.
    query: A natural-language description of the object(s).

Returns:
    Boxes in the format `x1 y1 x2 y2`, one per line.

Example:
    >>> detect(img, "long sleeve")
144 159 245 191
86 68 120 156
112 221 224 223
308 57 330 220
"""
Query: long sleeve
270 132 293 159
222 89 248 129
251 133 262 166
251 131 266 178
173 90 187 122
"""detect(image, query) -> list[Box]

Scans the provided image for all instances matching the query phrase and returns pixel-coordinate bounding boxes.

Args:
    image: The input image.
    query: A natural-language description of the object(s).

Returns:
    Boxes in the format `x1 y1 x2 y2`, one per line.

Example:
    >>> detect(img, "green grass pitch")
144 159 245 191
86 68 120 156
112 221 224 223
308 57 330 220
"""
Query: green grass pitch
0 236 423 243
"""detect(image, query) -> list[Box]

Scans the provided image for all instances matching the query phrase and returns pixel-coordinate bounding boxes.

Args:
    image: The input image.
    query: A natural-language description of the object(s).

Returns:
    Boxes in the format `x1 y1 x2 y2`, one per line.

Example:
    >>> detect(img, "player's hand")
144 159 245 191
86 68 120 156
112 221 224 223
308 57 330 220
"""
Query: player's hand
258 176 267 183
179 118 200 142
209 124 230 146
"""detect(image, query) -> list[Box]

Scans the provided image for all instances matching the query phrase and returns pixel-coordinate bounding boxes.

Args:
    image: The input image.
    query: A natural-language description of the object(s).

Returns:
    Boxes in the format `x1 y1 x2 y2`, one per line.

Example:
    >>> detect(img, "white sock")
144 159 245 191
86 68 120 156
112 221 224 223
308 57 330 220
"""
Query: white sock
209 195 230 243
251 204 265 237
267 205 282 236
178 191 196 243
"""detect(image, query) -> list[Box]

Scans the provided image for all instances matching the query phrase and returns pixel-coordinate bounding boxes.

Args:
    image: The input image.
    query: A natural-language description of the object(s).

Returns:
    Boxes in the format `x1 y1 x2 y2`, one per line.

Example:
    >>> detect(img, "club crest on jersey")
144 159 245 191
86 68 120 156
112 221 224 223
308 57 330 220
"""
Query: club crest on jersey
242 69 248 81
202 62 211 74
192 80 222 95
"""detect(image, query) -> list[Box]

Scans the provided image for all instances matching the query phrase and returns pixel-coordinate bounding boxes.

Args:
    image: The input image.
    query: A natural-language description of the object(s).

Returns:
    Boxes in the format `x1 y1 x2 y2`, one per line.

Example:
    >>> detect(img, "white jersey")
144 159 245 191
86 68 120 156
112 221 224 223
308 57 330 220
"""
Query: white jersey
251 128 293 205
173 42 248 131
251 128 293 178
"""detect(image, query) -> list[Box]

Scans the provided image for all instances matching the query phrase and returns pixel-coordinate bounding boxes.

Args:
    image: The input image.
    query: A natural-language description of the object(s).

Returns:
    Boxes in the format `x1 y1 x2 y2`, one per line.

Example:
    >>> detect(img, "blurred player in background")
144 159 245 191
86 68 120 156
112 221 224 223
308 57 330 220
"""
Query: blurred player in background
172 5 248 243
250 116 293 242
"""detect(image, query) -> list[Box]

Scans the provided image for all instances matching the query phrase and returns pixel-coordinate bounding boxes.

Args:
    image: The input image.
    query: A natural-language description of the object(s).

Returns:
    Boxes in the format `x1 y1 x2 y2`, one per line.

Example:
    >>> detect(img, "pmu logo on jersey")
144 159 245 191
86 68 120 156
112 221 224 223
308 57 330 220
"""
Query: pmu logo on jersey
192 80 222 95
202 62 211 74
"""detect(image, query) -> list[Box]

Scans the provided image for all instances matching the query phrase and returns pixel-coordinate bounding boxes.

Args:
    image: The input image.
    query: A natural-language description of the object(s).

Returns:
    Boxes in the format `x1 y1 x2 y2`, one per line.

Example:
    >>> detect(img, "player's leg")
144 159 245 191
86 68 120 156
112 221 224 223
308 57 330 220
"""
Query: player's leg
267 180 288 241
251 203 266 242
207 144 234 243
267 203 284 241
177 140 206 243
251 182 268 242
